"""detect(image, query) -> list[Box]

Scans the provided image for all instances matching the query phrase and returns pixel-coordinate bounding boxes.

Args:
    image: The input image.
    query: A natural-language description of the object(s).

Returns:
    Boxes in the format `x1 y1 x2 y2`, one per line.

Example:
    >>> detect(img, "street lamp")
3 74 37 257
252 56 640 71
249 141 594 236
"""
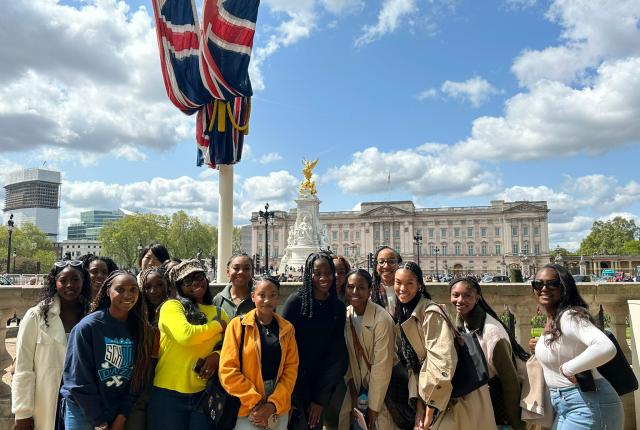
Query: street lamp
6 214 14 274
501 256 506 276
258 203 275 275
413 232 422 267
434 247 440 280
12 248 17 273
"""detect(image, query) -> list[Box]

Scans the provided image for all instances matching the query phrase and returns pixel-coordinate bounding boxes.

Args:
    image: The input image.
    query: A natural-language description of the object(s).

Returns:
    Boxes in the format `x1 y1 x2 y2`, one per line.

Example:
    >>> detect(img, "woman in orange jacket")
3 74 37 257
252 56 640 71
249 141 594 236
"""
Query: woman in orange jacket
219 275 299 430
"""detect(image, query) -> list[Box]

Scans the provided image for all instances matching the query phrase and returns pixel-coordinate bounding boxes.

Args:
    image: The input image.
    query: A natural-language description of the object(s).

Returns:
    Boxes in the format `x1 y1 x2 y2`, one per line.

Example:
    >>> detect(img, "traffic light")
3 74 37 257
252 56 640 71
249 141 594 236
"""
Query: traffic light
255 254 261 272
367 252 374 271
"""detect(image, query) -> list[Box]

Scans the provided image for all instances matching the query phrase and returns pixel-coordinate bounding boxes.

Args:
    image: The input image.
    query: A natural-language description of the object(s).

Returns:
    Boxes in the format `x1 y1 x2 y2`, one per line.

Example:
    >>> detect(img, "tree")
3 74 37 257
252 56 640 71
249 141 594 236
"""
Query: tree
165 211 217 260
0 222 57 273
579 217 640 255
549 247 573 259
622 240 640 255
232 227 243 254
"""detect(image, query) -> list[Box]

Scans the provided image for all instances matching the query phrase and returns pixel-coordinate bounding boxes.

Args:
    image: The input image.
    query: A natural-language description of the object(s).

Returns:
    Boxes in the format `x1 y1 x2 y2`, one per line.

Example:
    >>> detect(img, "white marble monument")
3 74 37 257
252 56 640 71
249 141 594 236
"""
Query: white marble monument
278 159 328 273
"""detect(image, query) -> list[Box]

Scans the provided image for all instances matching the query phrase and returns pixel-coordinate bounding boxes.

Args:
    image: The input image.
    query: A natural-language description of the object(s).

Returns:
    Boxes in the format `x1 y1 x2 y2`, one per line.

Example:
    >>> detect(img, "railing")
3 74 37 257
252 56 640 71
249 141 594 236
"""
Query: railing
0 283 638 428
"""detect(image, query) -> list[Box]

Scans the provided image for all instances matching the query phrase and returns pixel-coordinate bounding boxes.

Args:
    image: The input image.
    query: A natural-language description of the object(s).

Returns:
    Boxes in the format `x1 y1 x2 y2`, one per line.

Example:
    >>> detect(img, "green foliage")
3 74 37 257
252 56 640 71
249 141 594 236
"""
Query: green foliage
0 222 57 273
99 211 218 269
622 240 640 255
510 267 523 282
232 227 243 254
549 246 574 259
579 217 640 255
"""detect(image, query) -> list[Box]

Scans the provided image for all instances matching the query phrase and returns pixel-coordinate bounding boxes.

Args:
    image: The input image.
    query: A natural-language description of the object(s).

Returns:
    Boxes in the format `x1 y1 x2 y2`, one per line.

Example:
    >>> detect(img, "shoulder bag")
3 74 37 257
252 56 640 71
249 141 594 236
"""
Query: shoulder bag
597 329 638 395
430 304 490 398
199 309 244 430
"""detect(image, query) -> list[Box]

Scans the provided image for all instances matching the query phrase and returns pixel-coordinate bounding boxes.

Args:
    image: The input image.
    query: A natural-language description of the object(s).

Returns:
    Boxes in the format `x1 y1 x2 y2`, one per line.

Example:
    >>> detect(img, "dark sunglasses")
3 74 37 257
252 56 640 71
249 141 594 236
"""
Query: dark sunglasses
54 260 83 269
183 272 206 287
531 278 562 291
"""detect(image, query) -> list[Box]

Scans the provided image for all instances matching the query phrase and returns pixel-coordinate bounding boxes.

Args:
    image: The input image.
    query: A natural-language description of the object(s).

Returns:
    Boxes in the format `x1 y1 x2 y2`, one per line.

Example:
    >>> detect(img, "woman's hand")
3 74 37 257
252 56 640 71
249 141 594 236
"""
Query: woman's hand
560 365 577 384
249 402 276 427
528 337 538 354
14 417 34 430
307 402 323 428
366 409 378 430
414 401 426 430
111 414 127 430
198 352 220 379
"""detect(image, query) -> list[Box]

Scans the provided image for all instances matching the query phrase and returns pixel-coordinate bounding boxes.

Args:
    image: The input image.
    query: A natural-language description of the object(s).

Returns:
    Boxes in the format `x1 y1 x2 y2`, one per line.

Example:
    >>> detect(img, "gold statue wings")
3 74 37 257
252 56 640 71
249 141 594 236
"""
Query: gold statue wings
300 158 319 195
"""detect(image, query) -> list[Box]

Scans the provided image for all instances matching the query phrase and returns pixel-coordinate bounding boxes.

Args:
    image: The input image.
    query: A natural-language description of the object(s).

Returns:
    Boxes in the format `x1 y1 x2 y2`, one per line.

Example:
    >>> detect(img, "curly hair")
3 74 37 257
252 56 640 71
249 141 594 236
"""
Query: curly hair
138 267 170 324
394 261 431 374
371 246 402 308
299 252 336 318
450 276 530 361
252 274 281 292
38 263 91 328
80 254 119 274
536 264 593 346
91 270 152 392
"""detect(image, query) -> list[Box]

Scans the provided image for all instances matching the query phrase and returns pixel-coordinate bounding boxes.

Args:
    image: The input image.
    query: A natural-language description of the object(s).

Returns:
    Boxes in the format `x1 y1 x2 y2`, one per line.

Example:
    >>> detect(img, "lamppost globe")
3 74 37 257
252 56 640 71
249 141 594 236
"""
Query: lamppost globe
257 203 275 275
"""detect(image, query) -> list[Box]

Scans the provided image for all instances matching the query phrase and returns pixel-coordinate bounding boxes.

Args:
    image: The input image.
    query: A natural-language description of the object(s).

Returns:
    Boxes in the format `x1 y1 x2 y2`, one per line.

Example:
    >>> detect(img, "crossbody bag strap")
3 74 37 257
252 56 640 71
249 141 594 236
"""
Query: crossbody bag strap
349 315 372 371
212 306 225 351
426 303 463 344
240 323 246 372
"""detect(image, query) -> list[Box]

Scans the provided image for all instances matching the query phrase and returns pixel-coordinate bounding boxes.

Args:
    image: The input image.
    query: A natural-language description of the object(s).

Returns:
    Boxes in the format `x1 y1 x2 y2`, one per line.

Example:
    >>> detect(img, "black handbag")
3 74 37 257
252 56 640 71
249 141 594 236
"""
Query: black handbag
434 306 490 398
597 330 638 395
199 322 245 430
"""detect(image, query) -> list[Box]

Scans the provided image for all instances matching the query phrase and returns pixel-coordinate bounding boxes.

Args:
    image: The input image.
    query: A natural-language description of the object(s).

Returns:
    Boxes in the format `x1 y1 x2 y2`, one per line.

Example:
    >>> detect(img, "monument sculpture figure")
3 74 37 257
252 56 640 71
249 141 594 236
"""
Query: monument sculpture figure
279 159 328 273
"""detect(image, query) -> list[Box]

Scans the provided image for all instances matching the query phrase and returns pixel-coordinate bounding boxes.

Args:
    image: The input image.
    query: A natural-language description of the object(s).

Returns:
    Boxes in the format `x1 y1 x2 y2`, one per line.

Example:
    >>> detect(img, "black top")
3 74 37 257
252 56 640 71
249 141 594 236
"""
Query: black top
281 292 348 407
258 319 281 380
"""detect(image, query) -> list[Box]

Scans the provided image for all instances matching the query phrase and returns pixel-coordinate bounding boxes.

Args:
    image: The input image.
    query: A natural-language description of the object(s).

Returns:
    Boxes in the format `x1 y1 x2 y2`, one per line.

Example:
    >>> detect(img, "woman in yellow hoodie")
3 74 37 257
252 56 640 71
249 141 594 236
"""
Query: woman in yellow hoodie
219 275 299 430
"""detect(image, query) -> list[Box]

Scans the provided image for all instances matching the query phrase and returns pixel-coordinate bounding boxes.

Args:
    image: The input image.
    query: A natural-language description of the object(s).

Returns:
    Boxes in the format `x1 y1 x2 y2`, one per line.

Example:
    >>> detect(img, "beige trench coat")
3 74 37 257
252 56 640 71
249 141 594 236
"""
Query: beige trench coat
400 297 495 430
339 300 399 430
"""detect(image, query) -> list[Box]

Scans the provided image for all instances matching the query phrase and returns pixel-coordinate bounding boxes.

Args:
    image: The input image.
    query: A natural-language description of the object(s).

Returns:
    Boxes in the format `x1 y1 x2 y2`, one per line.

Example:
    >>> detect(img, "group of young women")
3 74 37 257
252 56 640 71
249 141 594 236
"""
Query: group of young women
11 243 625 430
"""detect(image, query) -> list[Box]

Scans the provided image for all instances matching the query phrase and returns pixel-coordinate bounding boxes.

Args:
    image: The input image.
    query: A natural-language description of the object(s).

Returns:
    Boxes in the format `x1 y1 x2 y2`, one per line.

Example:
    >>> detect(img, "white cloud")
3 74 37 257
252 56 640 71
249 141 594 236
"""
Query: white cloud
327 145 500 197
452 57 640 161
0 0 191 157
355 0 417 47
440 77 500 107
259 152 284 164
504 0 537 9
417 88 438 100
239 170 299 216
511 0 640 87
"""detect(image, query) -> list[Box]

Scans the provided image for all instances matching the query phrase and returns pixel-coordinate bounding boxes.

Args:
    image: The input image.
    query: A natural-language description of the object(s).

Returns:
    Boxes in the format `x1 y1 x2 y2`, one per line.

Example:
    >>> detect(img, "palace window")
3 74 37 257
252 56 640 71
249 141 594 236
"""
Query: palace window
468 244 475 256
467 227 473 238
512 244 519 255
481 227 487 238
495 244 501 256
441 228 447 238
454 228 460 238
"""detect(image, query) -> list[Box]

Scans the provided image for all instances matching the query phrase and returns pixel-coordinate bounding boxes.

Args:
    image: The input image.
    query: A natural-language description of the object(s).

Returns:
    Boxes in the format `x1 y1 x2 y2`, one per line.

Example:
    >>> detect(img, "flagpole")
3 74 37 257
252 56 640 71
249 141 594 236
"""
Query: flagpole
217 164 233 283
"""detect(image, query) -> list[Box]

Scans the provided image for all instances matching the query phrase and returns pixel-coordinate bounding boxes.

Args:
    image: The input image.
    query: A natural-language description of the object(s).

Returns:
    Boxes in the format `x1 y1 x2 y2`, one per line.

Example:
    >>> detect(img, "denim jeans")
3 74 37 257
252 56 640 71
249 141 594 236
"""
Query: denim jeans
550 378 624 430
63 397 96 430
149 387 214 430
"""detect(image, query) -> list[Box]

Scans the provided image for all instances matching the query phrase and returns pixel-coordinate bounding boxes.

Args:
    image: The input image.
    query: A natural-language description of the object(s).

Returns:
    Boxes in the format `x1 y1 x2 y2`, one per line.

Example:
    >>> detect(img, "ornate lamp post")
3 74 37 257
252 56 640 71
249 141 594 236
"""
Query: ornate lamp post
258 203 275 274
6 214 14 274
434 247 440 280
413 232 422 267
12 248 17 273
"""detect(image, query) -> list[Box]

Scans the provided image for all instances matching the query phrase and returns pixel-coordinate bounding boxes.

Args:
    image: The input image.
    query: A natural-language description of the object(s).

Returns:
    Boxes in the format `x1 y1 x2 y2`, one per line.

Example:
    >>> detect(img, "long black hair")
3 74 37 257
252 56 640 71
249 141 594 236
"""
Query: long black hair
174 269 213 325
371 246 402 308
394 261 430 373
91 270 152 392
138 244 170 268
81 254 119 274
39 262 91 327
299 252 336 318
450 276 530 361
138 267 170 324
537 263 593 345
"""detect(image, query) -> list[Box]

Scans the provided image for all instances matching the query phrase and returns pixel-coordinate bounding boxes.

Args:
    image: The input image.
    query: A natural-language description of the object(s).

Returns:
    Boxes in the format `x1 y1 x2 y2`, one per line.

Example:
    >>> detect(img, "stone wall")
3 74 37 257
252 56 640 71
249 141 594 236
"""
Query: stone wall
1 283 638 429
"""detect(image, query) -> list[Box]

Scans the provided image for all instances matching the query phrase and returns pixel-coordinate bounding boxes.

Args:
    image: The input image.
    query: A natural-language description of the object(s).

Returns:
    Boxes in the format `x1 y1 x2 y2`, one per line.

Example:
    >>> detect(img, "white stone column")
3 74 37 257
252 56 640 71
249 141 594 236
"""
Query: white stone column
217 165 233 283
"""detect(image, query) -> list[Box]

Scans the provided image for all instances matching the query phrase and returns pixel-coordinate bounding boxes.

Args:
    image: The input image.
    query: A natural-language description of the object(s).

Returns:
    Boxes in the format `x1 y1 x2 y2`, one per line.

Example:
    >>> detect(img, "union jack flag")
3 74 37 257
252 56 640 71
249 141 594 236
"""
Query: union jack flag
152 0 259 167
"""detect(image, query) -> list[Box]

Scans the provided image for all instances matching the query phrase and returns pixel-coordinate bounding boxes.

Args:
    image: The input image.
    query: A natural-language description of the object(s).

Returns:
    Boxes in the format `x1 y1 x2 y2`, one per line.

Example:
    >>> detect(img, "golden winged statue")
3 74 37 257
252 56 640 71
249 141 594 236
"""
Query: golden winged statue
300 158 319 196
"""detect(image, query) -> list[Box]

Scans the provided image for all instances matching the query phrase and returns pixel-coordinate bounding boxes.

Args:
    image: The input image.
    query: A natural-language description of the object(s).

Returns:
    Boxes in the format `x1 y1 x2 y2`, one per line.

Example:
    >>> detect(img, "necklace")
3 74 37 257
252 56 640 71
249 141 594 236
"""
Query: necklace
258 318 273 336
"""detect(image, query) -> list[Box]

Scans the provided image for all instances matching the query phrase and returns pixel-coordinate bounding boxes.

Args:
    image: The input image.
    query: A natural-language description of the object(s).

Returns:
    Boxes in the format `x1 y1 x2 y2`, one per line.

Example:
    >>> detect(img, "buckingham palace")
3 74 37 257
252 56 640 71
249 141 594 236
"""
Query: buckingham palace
243 200 551 276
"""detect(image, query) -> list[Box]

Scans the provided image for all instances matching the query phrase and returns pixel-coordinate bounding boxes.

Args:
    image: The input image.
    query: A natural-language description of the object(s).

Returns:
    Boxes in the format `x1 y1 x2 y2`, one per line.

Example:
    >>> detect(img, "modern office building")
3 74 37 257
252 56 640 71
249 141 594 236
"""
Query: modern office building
3 168 61 241
67 210 124 240
248 200 550 276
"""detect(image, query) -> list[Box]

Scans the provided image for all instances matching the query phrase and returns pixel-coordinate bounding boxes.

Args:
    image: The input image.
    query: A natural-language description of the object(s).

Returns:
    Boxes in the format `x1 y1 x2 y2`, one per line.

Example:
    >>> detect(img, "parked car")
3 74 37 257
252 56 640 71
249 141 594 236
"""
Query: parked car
480 275 511 283
573 275 592 283
0 275 12 286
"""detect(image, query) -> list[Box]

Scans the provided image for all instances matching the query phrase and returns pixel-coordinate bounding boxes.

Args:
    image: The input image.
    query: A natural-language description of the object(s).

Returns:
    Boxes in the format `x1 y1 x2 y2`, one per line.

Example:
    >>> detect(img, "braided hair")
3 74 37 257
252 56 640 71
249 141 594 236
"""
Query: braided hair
252 274 281 292
537 264 593 346
91 270 152 392
138 267 170 324
38 263 91 328
371 246 402 308
299 252 336 318
394 261 430 373
450 276 530 361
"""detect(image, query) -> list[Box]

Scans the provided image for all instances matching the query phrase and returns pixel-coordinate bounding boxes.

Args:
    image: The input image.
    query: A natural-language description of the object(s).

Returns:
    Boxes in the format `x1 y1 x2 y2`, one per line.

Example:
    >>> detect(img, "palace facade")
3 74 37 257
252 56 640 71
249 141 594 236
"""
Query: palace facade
244 200 550 276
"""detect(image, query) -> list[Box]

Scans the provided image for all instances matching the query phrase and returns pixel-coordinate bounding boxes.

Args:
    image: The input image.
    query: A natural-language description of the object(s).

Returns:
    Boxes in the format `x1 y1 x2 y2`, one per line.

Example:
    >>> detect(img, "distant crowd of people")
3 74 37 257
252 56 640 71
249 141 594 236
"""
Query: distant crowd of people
10 244 626 429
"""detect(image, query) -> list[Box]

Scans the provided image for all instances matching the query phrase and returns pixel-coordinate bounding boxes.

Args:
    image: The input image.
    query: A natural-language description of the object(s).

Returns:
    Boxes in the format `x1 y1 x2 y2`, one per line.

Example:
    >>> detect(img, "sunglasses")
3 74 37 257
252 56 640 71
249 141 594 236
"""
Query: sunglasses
531 279 562 291
54 260 83 269
377 259 398 266
182 272 206 287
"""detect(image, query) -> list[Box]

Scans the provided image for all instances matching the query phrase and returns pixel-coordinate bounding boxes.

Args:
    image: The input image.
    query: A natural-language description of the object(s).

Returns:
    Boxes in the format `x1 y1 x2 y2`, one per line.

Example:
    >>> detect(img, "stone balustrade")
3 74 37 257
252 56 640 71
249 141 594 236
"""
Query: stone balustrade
1 283 638 429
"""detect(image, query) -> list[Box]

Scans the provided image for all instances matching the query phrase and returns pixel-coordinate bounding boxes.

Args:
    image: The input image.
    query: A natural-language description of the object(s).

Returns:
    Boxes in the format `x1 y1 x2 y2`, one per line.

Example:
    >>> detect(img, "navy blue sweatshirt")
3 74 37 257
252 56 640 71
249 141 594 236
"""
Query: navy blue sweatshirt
60 308 138 426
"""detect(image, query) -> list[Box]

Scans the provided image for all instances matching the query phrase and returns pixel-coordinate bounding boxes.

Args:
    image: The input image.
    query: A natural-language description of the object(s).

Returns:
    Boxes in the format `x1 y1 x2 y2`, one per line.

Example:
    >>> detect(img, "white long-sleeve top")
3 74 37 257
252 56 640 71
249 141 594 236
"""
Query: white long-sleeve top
535 310 616 388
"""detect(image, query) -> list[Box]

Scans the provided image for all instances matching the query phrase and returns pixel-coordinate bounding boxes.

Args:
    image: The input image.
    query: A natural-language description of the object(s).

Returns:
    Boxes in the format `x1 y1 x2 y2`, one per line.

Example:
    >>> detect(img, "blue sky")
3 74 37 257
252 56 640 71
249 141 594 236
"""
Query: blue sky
1 0 639 250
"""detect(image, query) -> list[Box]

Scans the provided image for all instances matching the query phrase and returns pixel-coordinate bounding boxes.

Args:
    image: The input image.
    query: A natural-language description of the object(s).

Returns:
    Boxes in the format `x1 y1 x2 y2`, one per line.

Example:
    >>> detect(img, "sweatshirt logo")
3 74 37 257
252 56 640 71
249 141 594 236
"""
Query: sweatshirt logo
98 337 134 387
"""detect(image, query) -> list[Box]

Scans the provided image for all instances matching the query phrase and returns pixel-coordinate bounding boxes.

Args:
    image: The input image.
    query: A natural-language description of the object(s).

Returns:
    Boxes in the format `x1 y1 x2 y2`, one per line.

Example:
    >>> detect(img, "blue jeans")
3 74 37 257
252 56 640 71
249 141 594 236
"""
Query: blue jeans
149 386 214 430
550 378 624 430
63 397 95 430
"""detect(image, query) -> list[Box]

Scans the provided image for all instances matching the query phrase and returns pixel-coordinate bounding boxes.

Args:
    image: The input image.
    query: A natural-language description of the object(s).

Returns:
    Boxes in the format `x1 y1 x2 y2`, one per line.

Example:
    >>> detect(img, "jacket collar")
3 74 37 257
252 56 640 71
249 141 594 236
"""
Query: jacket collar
347 299 377 328
49 294 62 317
241 309 293 336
